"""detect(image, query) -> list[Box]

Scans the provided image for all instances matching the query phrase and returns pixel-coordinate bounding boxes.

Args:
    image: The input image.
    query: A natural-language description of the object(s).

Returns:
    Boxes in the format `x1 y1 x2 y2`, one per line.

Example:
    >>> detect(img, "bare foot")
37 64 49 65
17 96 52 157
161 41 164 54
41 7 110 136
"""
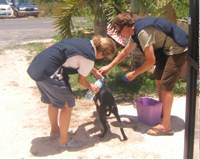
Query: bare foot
50 131 60 139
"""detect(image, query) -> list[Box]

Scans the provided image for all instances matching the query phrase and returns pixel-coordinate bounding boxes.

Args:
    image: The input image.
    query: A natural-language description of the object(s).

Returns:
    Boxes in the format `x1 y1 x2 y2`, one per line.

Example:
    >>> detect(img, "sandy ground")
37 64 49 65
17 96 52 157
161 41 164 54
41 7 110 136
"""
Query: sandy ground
0 47 197 159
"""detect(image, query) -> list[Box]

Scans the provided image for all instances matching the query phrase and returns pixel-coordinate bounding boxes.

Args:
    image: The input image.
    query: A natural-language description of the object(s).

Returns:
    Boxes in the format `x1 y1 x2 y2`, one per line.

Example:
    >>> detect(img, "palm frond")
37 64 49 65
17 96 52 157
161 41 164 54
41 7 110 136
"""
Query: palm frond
54 0 85 39
102 0 129 24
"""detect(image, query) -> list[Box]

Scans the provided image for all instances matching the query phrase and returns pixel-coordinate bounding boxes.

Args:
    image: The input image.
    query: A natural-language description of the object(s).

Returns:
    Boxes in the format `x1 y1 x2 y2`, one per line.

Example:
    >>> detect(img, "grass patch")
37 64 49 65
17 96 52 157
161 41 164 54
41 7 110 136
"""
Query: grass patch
18 41 54 61
22 42 54 54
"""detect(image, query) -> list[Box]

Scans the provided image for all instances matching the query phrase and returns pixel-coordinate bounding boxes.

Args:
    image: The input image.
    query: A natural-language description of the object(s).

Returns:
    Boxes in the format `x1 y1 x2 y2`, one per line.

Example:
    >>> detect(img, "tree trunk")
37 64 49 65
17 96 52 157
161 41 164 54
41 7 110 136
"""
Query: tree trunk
130 0 146 15
93 0 107 35
160 2 177 23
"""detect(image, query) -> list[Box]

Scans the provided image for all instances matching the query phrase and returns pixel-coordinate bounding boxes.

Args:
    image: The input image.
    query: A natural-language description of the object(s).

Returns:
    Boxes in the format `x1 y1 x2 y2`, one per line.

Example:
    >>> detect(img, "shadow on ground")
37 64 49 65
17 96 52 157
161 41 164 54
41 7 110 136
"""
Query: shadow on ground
30 113 185 157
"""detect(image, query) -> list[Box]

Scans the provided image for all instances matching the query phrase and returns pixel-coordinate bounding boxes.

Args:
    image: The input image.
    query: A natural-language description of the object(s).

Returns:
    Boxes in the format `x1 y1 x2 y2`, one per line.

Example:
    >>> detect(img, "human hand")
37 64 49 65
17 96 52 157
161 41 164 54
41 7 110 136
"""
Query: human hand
125 70 137 81
98 65 110 75
93 69 104 79
121 76 129 83
89 83 100 94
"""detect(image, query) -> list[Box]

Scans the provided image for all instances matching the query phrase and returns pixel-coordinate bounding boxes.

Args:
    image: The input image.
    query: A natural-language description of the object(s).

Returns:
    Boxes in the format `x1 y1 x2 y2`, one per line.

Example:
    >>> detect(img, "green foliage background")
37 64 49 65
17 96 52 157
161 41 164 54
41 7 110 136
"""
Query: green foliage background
30 0 188 98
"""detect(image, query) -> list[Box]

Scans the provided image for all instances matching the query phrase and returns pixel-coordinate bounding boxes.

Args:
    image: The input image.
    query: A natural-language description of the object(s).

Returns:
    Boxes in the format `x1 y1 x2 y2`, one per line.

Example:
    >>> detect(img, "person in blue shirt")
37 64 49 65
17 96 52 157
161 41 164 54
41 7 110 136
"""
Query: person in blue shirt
27 35 116 147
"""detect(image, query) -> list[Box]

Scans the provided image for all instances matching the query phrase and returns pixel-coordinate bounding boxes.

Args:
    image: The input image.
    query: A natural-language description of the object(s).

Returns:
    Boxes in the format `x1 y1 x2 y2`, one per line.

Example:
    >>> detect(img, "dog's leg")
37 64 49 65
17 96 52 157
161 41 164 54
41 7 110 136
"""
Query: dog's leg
112 105 128 141
94 97 109 138
97 105 109 138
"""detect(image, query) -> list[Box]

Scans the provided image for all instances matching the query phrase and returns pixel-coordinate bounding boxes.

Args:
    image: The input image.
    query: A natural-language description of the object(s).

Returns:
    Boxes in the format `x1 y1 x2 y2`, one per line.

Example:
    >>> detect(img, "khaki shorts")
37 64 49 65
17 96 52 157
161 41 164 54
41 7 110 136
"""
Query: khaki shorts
153 52 187 91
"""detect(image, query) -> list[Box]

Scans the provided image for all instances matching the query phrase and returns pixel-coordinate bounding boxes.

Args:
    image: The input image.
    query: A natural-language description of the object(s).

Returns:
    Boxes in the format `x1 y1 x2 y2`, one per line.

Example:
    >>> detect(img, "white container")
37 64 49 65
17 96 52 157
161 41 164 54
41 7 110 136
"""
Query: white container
84 78 104 100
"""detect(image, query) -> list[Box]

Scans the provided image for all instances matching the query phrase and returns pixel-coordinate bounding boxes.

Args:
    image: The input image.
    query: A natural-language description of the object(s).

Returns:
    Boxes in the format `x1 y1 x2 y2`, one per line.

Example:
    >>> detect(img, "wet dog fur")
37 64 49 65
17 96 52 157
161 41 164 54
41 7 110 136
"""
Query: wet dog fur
93 86 127 141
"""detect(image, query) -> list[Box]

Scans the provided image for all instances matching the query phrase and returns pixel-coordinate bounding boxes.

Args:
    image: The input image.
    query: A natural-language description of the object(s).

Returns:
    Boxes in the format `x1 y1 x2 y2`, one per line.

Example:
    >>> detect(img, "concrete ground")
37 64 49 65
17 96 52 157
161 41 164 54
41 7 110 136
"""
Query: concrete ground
117 96 186 159
194 97 200 159
0 47 199 159
118 96 199 159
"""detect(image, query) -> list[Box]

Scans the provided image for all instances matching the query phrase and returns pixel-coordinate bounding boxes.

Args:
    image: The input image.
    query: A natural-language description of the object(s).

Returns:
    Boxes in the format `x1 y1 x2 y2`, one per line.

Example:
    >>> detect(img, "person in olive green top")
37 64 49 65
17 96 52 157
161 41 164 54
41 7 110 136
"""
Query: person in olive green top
100 12 188 136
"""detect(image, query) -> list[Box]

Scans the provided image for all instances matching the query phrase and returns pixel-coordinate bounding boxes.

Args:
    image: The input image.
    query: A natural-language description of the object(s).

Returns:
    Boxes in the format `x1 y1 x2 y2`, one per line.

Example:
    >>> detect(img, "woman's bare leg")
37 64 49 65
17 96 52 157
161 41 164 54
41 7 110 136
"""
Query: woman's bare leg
59 104 73 145
48 104 59 137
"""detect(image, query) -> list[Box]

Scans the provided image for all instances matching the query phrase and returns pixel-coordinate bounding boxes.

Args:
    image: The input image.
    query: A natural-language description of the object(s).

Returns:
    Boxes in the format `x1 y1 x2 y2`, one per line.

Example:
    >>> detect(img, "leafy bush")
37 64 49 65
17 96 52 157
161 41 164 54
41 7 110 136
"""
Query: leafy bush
68 60 186 101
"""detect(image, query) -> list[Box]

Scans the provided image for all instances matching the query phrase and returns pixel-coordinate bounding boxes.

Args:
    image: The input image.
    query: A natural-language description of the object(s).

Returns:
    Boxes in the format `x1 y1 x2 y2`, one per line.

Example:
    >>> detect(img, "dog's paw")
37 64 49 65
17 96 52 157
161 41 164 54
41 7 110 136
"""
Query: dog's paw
97 133 106 138
123 136 128 141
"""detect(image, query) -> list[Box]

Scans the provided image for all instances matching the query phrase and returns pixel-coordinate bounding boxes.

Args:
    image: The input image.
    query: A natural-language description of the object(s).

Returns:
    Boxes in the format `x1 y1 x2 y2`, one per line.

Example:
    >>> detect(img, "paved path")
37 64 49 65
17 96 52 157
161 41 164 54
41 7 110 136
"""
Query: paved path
0 17 56 48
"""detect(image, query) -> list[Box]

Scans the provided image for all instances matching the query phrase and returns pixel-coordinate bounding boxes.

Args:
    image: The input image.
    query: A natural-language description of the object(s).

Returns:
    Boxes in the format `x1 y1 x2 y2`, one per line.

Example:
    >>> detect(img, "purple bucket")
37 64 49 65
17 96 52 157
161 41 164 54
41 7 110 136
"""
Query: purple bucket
135 97 162 126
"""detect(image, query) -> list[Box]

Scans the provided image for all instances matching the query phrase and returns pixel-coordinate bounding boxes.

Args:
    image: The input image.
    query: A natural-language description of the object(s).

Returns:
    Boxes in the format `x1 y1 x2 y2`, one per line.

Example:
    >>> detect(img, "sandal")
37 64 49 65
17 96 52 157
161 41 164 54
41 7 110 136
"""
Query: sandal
147 127 174 136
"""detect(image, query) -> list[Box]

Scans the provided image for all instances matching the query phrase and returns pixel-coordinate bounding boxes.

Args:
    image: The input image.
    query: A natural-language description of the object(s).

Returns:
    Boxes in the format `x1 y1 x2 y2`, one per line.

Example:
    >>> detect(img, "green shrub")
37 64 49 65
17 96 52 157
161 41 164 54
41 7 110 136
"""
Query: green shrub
173 79 187 95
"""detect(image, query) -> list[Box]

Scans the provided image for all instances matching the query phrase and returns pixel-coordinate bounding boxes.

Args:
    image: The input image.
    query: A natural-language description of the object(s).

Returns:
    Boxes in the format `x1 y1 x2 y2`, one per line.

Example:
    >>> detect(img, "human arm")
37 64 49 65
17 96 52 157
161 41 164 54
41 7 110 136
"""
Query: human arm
78 75 99 93
64 55 100 93
99 41 136 75
125 45 155 81
91 67 104 79
125 27 157 81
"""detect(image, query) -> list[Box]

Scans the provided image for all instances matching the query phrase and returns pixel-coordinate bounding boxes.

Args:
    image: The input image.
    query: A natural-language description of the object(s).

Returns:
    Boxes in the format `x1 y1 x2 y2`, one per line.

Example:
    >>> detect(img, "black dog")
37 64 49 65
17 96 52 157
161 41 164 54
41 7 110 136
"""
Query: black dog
93 86 127 141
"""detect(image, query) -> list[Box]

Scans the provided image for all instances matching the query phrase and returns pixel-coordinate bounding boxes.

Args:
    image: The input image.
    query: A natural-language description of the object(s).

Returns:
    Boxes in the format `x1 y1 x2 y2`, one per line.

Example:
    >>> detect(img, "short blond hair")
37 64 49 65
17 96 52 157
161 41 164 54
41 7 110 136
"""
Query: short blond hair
92 35 116 57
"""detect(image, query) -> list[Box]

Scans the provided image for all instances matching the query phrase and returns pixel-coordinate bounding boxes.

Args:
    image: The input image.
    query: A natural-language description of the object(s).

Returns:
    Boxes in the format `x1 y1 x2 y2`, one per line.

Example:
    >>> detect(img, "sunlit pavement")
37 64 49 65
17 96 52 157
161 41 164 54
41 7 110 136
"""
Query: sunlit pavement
118 96 199 159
